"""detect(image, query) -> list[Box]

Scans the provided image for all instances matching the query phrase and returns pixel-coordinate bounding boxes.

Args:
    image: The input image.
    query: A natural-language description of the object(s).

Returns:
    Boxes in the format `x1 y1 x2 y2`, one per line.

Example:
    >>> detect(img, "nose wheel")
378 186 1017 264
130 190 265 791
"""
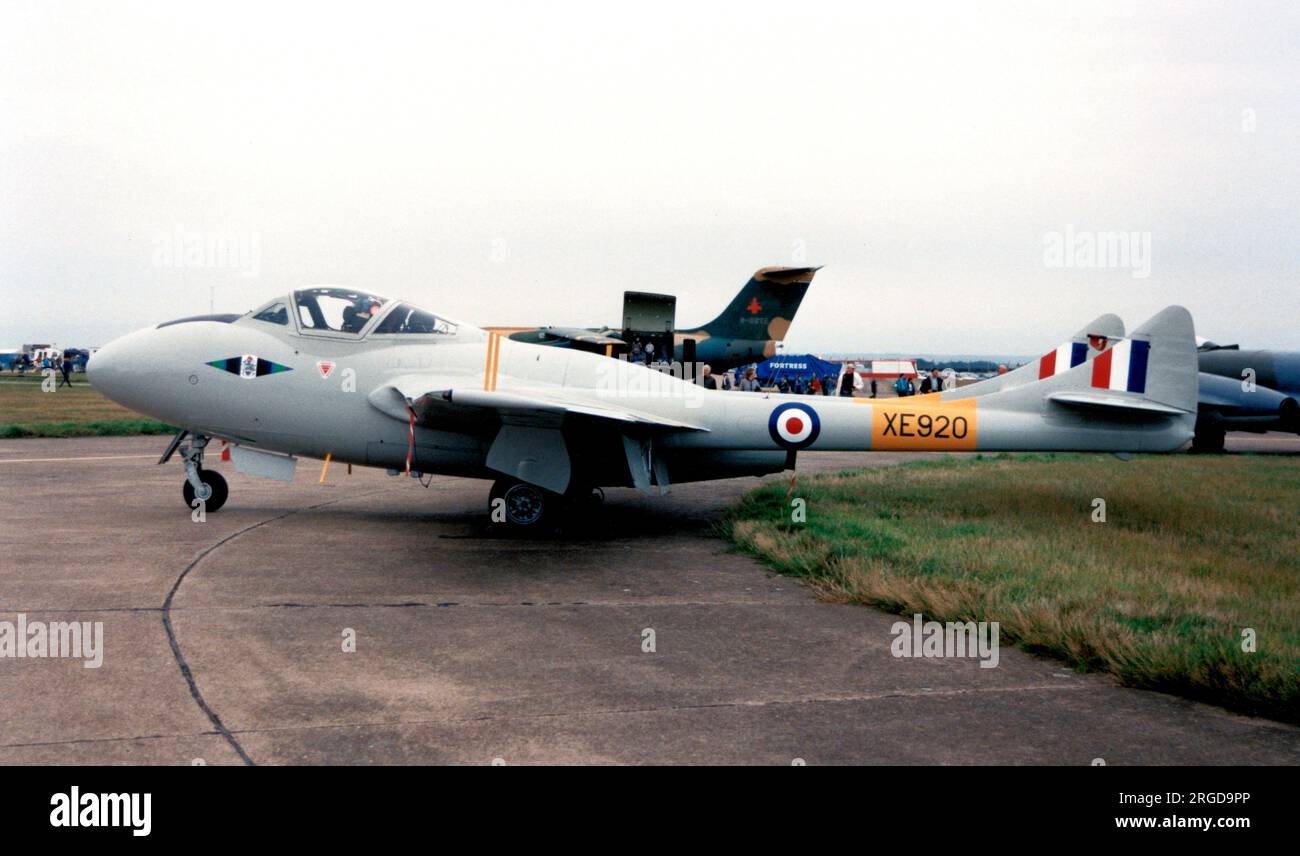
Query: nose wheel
175 434 229 512
183 468 229 512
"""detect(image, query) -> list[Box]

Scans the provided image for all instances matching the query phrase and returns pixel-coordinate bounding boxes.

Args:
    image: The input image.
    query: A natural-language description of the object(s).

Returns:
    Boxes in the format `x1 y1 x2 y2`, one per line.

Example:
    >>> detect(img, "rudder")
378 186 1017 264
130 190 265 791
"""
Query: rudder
692 266 817 342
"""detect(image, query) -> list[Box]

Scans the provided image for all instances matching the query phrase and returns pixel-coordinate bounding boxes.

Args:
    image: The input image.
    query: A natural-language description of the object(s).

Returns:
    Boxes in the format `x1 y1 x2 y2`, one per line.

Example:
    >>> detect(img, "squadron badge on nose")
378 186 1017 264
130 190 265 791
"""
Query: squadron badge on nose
768 402 821 450
206 355 293 378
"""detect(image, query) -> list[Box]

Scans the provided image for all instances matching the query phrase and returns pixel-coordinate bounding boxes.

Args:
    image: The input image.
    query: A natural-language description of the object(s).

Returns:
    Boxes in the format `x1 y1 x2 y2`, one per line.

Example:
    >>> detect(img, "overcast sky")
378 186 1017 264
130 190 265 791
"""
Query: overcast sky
1 0 1296 354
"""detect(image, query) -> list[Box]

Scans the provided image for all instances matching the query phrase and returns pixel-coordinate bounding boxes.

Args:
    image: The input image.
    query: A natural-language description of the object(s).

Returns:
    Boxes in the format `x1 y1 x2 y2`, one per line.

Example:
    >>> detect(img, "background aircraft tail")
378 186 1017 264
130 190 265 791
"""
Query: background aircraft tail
942 313 1124 400
691 266 817 342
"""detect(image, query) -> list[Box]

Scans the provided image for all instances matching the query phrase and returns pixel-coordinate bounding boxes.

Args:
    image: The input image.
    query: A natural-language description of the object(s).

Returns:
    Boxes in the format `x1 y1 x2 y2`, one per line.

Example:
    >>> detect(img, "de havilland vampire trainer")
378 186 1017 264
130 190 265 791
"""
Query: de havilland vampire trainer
88 287 1199 530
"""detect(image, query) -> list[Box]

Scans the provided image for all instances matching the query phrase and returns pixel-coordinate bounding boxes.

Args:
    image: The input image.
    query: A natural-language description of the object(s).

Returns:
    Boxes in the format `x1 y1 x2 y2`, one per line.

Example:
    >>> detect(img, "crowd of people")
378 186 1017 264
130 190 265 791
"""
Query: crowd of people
629 337 671 366
698 362 959 397
6 352 82 386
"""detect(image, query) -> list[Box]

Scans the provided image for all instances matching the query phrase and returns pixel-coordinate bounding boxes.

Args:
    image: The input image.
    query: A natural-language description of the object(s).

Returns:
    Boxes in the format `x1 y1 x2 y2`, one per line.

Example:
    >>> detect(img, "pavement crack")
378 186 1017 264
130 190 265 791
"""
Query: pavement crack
0 731 220 750
162 488 396 767
223 683 1095 738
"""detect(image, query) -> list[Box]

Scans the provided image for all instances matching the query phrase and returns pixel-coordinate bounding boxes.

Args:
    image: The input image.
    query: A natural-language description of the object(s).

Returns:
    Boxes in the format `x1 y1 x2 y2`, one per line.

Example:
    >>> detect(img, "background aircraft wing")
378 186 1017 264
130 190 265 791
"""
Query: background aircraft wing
487 326 626 348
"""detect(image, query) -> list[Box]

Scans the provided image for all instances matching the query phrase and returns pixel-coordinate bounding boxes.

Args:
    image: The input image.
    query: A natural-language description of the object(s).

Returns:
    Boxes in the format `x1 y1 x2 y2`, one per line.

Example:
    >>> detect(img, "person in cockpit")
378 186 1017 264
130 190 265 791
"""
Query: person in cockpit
341 305 364 333
341 298 383 333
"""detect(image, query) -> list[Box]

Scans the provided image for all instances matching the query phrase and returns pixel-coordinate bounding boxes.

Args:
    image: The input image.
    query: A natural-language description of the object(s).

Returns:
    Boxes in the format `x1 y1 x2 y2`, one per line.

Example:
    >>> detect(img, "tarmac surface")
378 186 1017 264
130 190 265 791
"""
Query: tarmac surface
0 433 1297 765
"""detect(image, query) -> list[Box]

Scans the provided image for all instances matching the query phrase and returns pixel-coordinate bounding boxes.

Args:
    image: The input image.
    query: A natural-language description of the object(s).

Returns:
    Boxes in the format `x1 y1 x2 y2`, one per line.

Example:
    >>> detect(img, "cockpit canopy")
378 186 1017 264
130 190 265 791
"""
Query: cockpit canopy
295 287 388 334
245 287 458 337
373 303 457 335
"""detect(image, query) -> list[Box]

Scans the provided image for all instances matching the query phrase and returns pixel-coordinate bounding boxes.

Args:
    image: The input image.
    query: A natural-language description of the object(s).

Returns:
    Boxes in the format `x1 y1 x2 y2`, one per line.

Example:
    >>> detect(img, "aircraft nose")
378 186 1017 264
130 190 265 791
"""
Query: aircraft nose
86 339 122 394
86 329 153 411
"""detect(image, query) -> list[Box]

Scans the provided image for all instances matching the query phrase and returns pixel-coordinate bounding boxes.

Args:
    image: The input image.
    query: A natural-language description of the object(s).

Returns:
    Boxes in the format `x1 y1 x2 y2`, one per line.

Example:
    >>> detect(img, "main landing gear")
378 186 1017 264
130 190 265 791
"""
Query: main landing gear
172 433 229 512
1190 413 1226 454
488 477 603 534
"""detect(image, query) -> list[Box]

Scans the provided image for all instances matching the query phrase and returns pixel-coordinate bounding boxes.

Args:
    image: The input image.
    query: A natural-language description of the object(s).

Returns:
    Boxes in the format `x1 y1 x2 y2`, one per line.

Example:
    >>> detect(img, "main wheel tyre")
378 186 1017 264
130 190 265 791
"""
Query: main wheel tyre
183 468 229 512
1190 420 1226 454
489 478 553 531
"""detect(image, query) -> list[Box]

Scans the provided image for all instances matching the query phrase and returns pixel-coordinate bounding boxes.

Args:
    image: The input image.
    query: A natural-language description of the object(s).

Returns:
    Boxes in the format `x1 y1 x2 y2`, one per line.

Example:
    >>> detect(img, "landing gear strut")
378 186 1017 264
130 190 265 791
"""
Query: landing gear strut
178 434 229 512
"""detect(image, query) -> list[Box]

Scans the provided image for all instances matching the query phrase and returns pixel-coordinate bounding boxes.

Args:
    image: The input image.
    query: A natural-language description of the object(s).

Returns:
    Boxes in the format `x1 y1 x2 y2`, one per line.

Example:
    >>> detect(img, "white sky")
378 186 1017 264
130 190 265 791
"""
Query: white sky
1 0 1296 353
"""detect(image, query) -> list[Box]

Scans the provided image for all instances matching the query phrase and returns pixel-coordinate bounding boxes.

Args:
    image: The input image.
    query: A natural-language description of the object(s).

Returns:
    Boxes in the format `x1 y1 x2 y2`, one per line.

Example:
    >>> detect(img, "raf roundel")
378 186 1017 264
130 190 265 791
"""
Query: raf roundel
768 402 821 450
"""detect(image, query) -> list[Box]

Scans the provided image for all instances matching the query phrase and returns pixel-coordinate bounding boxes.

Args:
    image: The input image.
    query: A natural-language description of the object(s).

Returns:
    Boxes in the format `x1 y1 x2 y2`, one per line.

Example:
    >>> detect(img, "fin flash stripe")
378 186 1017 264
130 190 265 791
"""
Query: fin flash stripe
1091 339 1150 393
1038 342 1088 379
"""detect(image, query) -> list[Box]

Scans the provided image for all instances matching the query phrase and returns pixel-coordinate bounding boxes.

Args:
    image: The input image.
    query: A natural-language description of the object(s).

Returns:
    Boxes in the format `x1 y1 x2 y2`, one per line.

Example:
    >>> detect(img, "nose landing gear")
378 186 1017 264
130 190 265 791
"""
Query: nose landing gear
176 434 229 512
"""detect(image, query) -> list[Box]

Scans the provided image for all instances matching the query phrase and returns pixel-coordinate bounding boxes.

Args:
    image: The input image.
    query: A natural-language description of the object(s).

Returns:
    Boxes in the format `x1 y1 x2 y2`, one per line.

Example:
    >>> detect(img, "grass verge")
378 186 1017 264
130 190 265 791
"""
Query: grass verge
725 453 1300 723
0 419 175 438
0 375 173 436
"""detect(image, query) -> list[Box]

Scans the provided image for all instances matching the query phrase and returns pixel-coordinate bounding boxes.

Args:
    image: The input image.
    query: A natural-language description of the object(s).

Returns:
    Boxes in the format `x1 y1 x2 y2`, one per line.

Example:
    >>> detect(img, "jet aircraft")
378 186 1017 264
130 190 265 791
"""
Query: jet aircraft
88 288 1198 530
1190 344 1300 451
491 266 816 373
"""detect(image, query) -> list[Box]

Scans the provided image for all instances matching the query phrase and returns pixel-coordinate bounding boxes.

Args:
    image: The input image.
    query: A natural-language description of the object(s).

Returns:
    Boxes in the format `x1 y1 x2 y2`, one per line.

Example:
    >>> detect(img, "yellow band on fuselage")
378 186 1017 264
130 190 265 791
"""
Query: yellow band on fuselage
858 395 978 451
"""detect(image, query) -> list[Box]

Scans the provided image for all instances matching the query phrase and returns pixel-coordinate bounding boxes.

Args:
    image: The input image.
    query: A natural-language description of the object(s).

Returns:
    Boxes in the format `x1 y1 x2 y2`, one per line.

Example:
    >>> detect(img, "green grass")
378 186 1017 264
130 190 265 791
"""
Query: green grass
0 373 173 436
0 419 175 438
726 453 1300 723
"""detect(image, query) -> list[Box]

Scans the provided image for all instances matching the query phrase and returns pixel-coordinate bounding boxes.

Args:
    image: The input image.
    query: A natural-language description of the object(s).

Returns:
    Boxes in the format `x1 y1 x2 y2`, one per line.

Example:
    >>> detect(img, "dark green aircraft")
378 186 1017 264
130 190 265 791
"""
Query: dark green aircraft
487 266 817 374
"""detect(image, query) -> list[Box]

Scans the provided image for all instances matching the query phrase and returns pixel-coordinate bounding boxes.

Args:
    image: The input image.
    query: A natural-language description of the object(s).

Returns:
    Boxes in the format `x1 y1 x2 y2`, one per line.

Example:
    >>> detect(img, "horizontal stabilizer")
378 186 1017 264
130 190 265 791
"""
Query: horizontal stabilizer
1048 391 1189 416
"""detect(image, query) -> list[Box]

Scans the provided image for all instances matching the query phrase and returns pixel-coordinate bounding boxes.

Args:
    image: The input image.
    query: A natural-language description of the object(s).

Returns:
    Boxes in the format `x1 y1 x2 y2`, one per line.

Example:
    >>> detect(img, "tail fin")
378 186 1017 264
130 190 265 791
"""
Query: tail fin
1111 305 1198 412
942 313 1125 400
1042 306 1198 415
688 266 817 342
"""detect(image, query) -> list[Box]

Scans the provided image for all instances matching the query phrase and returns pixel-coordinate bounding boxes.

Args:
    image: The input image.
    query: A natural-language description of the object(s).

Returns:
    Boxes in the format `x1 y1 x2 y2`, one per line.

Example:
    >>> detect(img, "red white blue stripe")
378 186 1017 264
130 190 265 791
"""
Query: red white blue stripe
1038 342 1088 379
1091 338 1150 393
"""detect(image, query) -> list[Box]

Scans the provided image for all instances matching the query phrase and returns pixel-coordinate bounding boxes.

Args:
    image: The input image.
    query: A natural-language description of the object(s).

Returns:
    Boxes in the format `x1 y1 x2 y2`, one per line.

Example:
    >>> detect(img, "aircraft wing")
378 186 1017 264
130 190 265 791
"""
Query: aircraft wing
369 376 707 431
368 376 706 494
